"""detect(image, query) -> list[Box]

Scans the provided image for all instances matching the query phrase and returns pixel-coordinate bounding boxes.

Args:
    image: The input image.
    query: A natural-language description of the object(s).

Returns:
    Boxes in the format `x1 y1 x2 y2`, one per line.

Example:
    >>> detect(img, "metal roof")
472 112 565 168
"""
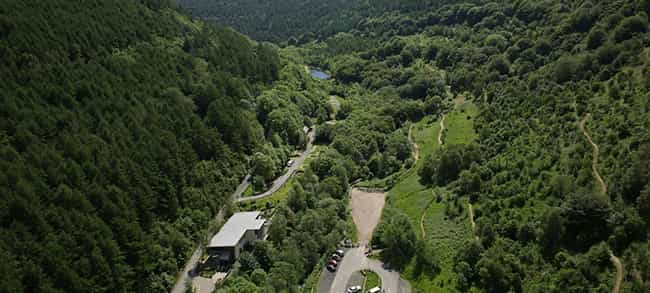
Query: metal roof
207 211 265 248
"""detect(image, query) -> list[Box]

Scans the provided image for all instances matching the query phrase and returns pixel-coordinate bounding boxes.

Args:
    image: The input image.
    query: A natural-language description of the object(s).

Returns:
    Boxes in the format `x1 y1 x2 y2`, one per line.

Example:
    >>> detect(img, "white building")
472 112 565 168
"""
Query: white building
207 211 266 263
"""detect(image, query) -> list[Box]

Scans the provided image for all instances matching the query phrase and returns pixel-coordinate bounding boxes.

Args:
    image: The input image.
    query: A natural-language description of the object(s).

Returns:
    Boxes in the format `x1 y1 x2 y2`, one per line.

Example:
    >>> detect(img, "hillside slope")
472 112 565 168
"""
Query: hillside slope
0 0 298 291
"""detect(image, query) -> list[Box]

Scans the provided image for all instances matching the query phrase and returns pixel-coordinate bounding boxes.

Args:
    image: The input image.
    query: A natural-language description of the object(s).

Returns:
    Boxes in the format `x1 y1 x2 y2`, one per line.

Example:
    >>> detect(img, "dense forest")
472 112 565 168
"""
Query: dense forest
0 0 331 291
176 0 462 43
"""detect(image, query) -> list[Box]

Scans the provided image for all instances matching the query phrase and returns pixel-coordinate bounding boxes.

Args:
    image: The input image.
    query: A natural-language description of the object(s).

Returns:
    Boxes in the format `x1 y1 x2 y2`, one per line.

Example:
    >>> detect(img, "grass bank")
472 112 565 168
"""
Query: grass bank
383 100 478 292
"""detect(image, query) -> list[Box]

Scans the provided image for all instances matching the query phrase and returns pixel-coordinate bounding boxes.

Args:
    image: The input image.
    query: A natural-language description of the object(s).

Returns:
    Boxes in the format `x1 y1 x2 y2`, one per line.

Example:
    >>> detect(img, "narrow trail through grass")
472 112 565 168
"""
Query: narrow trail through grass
579 113 622 293
419 114 446 239
409 124 419 162
438 114 446 146
468 203 478 241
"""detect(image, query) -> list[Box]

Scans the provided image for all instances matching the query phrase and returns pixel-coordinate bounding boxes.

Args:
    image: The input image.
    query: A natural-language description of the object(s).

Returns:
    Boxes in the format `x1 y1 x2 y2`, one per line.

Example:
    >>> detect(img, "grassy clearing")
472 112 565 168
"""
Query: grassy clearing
362 270 381 291
242 185 254 197
384 101 479 292
402 194 472 292
444 101 478 146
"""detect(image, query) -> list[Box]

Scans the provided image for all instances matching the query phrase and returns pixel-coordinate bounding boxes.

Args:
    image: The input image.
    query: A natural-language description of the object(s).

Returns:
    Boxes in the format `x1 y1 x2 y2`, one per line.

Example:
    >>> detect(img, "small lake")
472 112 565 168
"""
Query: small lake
310 68 329 80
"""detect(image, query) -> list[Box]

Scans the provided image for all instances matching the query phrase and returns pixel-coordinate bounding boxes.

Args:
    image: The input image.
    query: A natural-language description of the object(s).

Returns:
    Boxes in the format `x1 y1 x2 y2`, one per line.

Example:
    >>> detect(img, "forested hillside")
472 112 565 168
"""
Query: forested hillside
0 0 327 291
176 0 459 43
306 0 650 291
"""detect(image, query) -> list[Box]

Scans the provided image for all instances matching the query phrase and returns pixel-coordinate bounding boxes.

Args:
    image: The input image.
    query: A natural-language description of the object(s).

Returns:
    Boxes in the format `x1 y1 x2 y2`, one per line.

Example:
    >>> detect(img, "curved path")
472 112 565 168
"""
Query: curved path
170 174 250 293
237 131 315 203
438 114 446 146
420 114 447 239
579 114 622 293
172 131 315 293
420 197 434 238
408 124 420 162
579 114 607 195
609 252 623 293
468 203 479 241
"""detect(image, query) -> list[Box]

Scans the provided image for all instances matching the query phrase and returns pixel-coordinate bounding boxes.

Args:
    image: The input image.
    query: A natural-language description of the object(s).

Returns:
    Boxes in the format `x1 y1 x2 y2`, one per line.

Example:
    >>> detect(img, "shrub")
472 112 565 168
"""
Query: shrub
614 15 648 42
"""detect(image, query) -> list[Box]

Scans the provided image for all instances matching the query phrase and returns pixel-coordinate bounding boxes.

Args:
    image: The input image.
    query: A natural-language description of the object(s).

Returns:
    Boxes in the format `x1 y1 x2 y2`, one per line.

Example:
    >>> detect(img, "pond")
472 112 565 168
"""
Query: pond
309 68 330 80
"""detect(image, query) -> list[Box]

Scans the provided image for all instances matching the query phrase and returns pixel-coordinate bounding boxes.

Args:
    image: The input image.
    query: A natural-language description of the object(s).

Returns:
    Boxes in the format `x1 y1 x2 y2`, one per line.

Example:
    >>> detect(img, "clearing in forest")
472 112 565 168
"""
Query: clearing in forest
385 100 478 292
351 188 386 243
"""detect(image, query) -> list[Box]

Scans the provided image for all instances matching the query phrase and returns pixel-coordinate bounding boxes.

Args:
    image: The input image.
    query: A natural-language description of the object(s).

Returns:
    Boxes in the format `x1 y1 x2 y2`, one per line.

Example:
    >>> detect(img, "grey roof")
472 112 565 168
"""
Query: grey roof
207 211 265 248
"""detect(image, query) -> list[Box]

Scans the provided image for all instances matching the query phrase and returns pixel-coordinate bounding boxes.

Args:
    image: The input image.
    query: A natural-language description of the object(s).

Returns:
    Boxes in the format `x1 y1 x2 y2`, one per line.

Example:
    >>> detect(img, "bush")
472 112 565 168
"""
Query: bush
614 15 648 42
586 28 607 49
554 56 578 83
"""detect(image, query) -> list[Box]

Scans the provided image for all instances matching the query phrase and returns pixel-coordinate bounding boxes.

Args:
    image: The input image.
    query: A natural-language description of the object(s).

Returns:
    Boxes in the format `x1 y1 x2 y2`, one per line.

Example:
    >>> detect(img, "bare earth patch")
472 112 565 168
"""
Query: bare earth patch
351 188 386 244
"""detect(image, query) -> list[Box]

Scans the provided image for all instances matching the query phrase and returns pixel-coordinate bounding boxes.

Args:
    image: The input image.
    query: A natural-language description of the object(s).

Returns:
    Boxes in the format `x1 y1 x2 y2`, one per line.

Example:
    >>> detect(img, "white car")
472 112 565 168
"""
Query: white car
346 285 361 293
286 159 294 167
367 287 382 293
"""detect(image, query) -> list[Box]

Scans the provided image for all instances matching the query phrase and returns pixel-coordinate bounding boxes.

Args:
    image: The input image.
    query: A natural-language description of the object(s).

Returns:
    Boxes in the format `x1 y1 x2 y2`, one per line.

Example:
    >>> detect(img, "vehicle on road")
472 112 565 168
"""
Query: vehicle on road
327 259 338 267
335 249 345 257
346 285 361 293
326 264 337 272
367 287 382 293
331 254 341 261
286 159 294 167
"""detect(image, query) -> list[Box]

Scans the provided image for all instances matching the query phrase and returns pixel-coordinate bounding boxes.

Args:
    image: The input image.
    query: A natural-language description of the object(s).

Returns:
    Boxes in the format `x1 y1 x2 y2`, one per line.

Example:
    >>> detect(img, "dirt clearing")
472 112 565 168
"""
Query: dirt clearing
351 188 386 243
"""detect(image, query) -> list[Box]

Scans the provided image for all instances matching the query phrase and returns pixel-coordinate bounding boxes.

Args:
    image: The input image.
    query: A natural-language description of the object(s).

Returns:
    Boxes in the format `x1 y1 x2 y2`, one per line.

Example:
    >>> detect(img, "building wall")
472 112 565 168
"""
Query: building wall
234 228 262 259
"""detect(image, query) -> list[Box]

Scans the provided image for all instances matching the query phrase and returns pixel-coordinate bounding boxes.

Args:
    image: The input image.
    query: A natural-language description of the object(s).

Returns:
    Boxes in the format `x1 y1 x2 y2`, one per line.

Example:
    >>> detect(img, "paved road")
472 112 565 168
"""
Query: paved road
329 246 410 293
171 132 314 293
324 189 410 293
237 130 314 203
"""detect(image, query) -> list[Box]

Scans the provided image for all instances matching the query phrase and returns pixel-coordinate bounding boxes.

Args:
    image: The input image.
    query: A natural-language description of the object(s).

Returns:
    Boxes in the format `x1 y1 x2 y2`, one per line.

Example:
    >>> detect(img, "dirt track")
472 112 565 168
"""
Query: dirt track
351 188 386 243
579 114 607 195
468 203 478 241
610 252 623 293
438 114 446 146
408 124 419 162
579 113 622 293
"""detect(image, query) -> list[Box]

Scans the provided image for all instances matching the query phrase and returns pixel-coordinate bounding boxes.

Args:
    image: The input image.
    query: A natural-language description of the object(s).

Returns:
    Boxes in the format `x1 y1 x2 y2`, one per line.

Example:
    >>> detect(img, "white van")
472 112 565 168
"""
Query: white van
367 287 381 293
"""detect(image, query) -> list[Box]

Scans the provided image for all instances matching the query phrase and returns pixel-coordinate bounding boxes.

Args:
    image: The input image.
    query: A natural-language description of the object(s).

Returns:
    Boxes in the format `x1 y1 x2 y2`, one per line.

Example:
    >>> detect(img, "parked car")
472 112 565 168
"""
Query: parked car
326 264 337 272
331 254 342 261
346 285 361 293
335 249 345 257
367 287 382 293
327 259 338 267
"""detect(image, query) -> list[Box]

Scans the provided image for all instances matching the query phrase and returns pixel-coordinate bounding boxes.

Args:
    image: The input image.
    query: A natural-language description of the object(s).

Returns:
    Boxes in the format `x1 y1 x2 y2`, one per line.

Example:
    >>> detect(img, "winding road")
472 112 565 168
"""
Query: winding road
237 130 315 203
171 131 315 293
579 113 622 293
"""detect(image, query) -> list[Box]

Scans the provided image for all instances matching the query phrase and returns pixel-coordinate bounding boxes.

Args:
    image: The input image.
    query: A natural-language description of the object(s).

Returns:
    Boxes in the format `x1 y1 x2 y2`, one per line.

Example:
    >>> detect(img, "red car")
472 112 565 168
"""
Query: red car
327 259 338 267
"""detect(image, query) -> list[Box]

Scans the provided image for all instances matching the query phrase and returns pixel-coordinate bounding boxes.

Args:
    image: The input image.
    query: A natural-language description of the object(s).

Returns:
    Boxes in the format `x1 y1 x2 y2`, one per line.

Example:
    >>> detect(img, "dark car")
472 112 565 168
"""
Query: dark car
331 254 342 261
326 264 337 272
335 249 345 257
